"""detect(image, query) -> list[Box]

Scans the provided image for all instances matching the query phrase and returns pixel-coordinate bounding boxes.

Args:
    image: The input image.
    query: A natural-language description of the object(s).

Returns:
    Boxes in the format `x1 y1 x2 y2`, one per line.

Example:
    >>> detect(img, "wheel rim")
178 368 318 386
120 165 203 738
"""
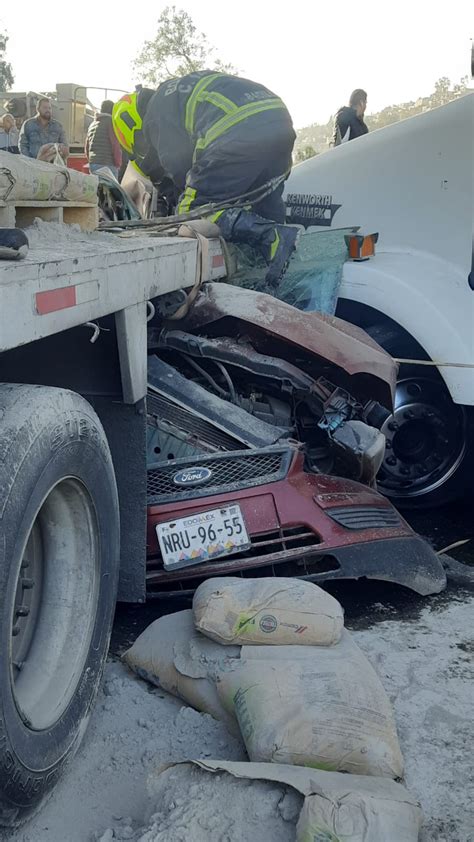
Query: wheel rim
10 479 100 731
377 377 467 499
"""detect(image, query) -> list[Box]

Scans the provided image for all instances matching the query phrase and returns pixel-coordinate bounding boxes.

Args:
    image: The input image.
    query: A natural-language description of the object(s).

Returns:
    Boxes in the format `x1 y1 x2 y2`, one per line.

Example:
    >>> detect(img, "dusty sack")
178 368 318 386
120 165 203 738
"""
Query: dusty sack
141 762 303 842
218 632 404 777
297 785 422 842
122 610 240 734
193 576 344 646
0 150 98 203
150 761 422 842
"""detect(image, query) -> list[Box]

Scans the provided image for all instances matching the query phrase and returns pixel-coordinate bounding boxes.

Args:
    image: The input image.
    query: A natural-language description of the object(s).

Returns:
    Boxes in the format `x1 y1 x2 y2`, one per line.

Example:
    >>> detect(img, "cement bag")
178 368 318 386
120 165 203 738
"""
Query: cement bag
297 784 422 842
0 150 97 203
153 761 422 842
193 577 344 646
218 632 403 777
61 166 97 203
0 150 67 201
122 610 240 734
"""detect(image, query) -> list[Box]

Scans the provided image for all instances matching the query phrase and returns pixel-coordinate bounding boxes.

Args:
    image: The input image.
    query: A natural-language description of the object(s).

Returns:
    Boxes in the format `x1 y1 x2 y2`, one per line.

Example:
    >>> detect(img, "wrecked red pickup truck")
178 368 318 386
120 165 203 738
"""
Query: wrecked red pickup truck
145 284 446 596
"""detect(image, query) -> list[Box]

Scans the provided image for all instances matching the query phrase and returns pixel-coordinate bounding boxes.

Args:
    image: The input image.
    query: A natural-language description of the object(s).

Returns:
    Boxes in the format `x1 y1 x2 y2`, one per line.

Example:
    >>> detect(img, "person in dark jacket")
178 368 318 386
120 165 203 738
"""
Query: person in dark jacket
112 72 300 286
333 89 368 146
85 100 122 179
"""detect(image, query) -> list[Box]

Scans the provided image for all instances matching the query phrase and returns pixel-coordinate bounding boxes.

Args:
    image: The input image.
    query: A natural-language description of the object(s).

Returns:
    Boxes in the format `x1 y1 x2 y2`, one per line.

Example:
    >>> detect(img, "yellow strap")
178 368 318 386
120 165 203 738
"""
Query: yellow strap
195 98 285 154
185 73 222 135
177 186 197 214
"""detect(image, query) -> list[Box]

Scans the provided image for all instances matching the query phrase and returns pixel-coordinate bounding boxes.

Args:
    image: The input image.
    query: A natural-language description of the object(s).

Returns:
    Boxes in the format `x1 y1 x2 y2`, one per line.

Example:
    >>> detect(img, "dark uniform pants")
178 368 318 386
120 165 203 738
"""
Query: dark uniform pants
178 120 295 223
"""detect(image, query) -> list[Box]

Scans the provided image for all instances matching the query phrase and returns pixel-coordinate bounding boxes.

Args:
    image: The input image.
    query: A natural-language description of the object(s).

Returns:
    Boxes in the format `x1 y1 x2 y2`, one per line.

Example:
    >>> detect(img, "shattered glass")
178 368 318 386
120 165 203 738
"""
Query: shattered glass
225 227 357 315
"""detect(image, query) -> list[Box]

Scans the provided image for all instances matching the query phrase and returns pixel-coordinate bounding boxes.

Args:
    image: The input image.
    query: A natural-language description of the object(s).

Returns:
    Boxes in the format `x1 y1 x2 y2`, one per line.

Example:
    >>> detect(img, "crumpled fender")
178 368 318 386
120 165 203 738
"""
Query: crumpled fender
179 283 396 410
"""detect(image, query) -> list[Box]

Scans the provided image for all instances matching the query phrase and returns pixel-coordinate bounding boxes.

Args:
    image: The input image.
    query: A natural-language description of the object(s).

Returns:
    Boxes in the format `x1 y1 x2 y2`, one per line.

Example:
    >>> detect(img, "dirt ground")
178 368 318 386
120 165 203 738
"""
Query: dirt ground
4 575 472 842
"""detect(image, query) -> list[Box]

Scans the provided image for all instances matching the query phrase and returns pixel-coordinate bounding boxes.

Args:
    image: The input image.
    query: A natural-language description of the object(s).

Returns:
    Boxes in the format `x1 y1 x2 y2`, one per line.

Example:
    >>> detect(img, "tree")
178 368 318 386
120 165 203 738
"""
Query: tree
295 145 317 163
0 31 14 91
430 76 452 107
133 5 236 86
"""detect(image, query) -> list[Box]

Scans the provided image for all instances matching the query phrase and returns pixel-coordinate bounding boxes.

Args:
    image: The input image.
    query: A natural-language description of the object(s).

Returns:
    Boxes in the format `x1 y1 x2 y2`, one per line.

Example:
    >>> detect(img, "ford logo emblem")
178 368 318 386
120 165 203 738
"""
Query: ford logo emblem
173 467 213 487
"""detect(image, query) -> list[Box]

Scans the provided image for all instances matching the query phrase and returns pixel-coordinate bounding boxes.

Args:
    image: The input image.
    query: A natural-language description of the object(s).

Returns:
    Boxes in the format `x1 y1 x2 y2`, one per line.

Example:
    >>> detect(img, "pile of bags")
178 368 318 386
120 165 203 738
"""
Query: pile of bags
123 577 422 840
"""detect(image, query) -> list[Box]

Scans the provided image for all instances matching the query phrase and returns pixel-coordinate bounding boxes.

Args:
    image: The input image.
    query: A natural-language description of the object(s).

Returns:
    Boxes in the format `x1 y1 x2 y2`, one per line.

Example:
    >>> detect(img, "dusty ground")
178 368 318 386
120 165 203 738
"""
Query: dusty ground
3 500 472 841
4 570 472 842
353 592 473 841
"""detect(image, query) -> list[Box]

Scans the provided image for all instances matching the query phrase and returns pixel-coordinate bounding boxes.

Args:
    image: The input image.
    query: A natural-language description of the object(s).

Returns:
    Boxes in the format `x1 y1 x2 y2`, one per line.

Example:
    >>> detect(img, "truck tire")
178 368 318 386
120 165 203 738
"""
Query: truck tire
0 384 120 827
365 324 474 509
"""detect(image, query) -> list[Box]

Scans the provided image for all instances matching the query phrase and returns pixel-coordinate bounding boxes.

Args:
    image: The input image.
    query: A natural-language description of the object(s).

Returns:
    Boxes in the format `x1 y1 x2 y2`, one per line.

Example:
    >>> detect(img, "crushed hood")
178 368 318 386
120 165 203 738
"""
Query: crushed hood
179 284 396 409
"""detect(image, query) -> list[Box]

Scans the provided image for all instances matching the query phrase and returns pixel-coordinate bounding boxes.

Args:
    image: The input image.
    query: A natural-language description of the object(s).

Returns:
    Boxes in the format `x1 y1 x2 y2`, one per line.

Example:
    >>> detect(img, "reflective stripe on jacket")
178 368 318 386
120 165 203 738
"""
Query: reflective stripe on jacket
142 71 293 190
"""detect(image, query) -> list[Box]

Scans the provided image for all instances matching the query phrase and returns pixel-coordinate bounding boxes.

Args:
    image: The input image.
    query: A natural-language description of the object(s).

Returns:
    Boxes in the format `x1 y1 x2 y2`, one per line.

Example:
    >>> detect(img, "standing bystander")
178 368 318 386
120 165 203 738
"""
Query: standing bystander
85 100 122 180
0 114 20 154
332 90 369 146
19 97 69 162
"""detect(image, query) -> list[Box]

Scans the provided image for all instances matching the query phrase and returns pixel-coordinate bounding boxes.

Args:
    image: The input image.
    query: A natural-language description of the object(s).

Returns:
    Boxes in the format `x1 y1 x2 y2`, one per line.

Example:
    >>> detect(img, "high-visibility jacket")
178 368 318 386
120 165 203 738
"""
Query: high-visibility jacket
139 71 294 192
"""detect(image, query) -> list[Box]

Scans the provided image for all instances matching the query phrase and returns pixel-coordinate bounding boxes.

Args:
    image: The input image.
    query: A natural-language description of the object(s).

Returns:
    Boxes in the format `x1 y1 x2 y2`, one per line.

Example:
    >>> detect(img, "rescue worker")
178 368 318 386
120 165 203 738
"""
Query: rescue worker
112 72 299 285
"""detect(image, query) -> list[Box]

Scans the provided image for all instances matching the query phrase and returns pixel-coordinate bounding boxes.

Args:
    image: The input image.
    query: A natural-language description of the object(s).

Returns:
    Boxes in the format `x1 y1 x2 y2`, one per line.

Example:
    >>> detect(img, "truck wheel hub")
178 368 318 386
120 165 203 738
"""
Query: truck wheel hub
10 479 100 731
377 378 466 497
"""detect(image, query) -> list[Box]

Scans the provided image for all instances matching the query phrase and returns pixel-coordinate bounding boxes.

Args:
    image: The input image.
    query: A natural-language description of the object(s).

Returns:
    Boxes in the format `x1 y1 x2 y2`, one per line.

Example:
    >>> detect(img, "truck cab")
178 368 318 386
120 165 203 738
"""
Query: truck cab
285 93 474 507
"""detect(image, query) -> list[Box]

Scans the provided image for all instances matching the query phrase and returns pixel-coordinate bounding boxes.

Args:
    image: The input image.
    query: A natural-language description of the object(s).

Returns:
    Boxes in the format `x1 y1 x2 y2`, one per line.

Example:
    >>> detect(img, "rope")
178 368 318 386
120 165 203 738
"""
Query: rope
99 172 288 231
395 358 474 370
436 538 472 555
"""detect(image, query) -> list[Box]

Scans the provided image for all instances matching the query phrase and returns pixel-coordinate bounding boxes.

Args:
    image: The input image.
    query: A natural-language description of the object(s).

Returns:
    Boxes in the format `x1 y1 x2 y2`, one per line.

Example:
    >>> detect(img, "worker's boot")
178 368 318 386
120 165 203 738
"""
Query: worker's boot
0 228 29 260
216 208 300 287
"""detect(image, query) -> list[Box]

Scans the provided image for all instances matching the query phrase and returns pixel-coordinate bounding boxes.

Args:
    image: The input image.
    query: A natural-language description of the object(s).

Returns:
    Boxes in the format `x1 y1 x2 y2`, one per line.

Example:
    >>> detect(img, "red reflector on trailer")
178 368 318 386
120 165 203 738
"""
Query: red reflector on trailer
212 254 225 268
35 286 77 315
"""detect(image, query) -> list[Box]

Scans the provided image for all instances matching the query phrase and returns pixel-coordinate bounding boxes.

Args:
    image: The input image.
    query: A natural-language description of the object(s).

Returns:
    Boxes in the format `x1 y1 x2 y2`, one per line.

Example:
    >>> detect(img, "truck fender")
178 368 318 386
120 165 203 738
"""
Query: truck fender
340 253 474 406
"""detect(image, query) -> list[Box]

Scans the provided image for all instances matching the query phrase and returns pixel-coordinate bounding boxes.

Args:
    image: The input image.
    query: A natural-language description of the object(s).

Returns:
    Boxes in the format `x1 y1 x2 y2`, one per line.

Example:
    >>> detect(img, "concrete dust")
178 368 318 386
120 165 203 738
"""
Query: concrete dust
3 594 472 842
5 664 245 842
352 596 473 842
128 764 303 842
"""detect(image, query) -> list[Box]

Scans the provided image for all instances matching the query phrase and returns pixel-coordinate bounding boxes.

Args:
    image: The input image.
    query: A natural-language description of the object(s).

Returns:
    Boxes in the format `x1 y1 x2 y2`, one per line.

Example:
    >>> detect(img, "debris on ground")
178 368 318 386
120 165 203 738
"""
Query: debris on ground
352 595 473 841
4 593 472 842
4 663 245 842
129 763 304 842
138 761 421 842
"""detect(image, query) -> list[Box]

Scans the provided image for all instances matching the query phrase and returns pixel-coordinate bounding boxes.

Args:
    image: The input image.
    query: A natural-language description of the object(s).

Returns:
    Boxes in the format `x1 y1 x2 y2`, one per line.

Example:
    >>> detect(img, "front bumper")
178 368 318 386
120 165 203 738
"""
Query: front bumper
146 450 446 596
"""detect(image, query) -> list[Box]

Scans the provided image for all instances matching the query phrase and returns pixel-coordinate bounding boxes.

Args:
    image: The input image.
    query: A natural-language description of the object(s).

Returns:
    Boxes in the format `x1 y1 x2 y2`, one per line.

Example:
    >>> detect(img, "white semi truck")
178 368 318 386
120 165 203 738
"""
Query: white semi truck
285 92 474 507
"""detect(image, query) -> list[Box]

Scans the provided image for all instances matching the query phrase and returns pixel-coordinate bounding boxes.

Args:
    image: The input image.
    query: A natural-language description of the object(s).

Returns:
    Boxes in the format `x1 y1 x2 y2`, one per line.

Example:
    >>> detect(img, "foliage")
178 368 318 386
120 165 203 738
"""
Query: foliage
0 32 14 91
295 77 471 157
295 145 317 162
133 5 237 86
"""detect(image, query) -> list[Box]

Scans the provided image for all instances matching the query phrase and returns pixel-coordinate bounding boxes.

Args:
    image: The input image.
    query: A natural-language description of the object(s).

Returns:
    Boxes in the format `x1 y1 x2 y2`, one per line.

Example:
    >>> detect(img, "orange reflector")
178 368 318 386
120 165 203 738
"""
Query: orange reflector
345 232 379 260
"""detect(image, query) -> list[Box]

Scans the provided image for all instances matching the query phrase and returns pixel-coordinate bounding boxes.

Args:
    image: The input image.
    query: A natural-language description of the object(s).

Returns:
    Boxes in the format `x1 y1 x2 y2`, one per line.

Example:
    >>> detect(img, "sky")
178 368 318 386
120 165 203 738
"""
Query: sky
1 1 472 128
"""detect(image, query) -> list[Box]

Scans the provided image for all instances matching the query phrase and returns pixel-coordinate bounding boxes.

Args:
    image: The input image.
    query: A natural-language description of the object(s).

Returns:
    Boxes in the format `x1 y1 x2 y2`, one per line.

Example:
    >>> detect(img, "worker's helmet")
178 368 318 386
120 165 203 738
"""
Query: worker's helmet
112 92 142 154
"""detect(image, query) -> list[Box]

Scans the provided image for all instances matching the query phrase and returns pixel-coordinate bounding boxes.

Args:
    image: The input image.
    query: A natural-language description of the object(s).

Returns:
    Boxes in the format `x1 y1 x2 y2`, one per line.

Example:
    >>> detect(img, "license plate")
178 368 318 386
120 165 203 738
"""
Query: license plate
156 505 251 571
